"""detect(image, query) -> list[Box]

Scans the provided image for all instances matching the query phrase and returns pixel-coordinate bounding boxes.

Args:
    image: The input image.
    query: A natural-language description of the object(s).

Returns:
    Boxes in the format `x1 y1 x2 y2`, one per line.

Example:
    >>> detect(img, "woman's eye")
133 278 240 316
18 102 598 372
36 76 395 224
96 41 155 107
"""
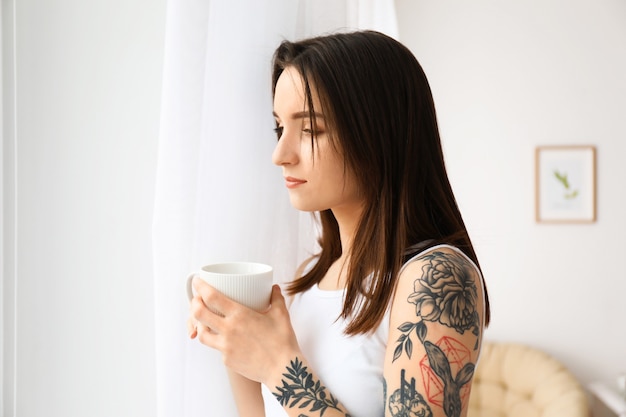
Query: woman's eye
303 126 324 136
274 126 284 140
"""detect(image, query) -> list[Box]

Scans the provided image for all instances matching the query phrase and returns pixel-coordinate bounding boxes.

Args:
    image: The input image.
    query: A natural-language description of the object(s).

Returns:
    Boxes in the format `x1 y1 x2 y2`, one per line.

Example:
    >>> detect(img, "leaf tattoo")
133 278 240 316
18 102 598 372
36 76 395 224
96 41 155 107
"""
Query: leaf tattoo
273 358 351 417
392 321 427 362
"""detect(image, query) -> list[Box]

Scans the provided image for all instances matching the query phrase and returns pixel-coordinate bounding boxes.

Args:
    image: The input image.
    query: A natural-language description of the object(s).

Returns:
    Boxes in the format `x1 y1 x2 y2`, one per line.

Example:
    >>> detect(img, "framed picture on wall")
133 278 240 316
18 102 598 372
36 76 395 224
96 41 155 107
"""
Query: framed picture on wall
535 145 596 223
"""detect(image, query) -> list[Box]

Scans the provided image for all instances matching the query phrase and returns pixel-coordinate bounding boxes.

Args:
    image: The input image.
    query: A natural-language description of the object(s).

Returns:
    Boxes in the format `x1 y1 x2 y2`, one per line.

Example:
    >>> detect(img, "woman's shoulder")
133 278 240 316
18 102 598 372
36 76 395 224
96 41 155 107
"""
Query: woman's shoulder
395 243 485 332
402 243 480 274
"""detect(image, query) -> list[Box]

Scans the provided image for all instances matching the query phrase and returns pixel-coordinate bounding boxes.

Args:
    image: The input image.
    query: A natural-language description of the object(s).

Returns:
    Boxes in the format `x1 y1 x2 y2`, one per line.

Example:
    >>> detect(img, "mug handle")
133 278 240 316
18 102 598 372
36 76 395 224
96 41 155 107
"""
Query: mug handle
186 273 199 301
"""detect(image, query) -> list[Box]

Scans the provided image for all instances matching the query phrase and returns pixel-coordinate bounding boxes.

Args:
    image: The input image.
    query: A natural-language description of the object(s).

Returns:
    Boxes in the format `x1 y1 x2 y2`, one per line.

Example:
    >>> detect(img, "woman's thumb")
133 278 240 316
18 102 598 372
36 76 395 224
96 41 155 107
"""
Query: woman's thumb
269 284 285 307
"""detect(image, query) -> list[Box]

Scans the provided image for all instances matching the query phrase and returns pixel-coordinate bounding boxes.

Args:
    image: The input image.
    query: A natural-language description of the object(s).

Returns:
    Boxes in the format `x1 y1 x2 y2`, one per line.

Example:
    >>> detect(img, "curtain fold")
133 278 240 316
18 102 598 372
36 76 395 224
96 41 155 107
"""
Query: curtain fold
153 1 398 415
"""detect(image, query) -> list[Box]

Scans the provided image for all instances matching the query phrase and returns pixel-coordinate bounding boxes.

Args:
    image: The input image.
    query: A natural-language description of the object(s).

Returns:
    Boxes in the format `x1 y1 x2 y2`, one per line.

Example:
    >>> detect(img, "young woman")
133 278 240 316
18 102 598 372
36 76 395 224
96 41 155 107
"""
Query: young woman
188 30 490 417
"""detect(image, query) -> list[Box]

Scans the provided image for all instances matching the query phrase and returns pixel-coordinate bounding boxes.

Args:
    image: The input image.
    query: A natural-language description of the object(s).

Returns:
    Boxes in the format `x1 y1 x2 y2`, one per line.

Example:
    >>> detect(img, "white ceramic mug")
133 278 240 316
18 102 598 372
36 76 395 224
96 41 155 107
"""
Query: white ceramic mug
186 262 273 312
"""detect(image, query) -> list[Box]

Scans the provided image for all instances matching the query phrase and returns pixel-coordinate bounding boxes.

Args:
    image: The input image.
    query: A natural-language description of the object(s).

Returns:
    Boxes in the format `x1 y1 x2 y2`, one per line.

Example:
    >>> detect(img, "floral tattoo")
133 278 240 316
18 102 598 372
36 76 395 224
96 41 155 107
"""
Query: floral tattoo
394 250 480 361
409 250 479 333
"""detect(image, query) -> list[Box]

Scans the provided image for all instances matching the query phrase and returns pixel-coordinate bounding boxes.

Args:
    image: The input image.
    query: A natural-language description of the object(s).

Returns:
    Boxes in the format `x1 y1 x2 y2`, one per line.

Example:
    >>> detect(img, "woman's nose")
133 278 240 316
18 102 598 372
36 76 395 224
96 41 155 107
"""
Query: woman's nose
272 129 299 166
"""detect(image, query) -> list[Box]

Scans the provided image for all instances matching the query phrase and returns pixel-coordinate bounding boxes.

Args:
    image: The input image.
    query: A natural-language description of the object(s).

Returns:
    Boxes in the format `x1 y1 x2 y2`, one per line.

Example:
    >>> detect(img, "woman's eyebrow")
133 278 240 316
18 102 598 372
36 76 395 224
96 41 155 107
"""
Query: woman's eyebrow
272 111 325 120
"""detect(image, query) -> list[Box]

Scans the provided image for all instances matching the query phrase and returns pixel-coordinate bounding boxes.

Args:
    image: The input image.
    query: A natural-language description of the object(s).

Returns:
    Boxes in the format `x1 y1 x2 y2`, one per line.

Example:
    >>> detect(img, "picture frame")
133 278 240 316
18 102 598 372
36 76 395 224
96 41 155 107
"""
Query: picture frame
535 145 596 223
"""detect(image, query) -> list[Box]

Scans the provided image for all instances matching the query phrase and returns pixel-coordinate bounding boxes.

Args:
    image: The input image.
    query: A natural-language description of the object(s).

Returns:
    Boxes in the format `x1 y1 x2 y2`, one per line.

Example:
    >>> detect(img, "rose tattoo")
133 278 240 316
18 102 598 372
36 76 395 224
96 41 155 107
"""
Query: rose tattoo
407 251 479 333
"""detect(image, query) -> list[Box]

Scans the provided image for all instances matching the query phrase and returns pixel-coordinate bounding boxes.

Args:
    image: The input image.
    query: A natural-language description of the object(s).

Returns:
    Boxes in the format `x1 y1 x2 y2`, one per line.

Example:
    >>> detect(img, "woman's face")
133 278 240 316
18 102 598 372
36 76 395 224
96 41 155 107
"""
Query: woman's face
272 67 363 215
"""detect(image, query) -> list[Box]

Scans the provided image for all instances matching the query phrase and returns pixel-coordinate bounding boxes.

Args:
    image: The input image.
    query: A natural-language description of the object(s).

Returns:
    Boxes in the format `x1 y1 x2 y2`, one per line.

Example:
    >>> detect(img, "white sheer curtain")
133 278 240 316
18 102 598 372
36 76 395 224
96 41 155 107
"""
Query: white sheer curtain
152 1 398 416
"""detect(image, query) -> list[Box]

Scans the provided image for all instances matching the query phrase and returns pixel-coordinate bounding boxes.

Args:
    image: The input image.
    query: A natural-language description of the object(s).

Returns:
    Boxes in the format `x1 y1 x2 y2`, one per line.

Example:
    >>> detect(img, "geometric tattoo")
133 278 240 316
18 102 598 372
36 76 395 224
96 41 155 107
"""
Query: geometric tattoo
423 341 474 417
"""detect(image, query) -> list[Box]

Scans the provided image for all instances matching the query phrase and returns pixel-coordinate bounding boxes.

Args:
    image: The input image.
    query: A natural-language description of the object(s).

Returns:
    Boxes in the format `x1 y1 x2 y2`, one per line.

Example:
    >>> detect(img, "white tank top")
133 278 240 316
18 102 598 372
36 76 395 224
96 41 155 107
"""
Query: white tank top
261 244 484 416
262 282 389 417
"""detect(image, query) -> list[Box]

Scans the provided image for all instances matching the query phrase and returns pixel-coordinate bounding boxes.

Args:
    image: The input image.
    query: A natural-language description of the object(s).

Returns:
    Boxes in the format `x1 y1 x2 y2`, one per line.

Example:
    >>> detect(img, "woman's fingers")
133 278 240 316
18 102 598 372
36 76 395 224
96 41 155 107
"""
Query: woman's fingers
190 295 222 330
186 317 198 339
195 320 220 349
190 278 250 335
189 296 222 349
192 278 239 317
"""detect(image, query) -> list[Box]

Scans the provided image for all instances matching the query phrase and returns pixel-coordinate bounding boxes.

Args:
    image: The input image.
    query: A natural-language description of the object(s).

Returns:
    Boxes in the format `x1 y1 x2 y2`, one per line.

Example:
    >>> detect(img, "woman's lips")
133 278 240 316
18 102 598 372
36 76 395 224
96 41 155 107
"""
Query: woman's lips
284 176 307 189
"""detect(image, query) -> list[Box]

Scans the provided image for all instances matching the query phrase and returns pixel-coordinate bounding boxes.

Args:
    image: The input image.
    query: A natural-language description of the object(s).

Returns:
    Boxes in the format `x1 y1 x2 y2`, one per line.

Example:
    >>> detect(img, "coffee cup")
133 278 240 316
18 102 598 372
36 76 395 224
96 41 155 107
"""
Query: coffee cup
186 262 273 312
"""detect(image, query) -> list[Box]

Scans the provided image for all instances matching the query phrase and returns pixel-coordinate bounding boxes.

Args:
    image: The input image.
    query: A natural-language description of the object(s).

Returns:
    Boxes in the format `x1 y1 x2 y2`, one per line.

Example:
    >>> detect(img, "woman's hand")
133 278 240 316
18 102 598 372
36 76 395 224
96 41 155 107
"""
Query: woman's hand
188 279 301 385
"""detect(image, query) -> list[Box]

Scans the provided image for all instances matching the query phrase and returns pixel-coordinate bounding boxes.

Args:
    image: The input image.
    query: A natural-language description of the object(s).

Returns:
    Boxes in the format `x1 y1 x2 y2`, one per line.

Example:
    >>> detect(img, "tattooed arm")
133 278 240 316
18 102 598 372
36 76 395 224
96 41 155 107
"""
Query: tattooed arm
190 280 352 417
266 357 353 417
383 246 485 417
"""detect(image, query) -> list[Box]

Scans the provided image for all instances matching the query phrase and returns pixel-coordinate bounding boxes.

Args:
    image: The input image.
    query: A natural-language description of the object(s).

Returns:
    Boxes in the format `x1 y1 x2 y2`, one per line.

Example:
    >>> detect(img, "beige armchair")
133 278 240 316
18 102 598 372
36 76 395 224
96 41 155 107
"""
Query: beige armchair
468 341 589 417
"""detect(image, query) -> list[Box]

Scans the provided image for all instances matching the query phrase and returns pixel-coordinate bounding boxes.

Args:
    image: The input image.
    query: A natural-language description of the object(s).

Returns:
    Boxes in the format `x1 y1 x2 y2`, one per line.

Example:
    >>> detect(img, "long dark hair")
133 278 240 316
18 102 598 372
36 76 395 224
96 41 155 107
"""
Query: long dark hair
272 30 490 334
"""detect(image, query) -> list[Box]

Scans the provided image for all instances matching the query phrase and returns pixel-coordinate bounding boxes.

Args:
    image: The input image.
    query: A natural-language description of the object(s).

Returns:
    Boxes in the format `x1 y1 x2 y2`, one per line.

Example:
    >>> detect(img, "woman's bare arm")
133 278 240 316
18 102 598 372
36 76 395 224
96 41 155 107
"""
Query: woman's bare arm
383 246 485 417
227 369 265 417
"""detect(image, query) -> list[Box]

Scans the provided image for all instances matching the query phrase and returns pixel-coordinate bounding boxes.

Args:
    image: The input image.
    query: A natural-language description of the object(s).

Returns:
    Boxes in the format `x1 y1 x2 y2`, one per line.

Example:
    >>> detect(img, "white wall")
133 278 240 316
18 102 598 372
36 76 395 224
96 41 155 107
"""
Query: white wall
2 0 166 416
395 0 626 386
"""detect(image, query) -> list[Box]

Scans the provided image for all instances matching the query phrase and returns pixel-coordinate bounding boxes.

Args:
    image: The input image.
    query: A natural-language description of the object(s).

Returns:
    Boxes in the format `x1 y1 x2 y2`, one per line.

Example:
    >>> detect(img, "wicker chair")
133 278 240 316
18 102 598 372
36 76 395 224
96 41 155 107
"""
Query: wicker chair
468 341 589 417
